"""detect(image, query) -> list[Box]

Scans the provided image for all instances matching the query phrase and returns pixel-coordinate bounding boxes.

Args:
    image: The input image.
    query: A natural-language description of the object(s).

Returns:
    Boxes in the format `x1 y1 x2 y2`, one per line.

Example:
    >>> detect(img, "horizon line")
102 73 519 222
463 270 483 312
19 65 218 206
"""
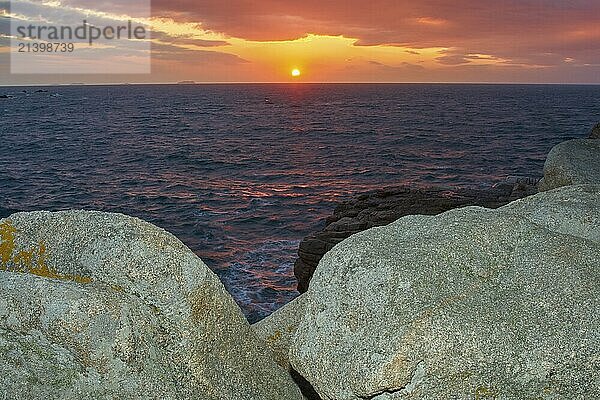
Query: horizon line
2 81 600 87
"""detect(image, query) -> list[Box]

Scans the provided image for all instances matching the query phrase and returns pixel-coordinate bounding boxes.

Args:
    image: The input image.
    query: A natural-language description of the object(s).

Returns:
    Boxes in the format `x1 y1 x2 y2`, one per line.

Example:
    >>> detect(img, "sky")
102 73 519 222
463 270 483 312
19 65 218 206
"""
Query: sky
1 0 599 84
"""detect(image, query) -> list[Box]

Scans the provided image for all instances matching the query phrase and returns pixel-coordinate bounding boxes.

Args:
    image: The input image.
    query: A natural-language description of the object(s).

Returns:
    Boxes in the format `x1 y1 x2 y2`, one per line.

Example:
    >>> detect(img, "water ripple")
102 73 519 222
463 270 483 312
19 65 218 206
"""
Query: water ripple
1 83 598 322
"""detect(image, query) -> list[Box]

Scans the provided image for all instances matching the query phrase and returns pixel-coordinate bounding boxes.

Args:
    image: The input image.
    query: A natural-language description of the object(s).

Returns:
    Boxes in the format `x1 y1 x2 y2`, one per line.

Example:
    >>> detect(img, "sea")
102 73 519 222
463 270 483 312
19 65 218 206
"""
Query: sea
1 83 598 322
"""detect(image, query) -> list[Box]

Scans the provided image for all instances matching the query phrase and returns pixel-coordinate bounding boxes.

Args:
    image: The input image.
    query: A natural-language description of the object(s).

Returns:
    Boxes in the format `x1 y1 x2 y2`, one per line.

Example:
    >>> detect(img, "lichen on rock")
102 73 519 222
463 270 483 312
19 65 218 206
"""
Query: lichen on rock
0 220 91 284
0 211 303 400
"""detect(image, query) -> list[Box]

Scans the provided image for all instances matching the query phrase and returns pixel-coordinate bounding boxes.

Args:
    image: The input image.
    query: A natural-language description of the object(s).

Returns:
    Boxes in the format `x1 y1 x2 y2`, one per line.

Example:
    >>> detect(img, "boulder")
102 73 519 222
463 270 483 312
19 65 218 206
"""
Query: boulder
503 184 600 243
0 211 303 400
590 122 600 139
0 271 181 399
538 139 600 191
289 185 600 400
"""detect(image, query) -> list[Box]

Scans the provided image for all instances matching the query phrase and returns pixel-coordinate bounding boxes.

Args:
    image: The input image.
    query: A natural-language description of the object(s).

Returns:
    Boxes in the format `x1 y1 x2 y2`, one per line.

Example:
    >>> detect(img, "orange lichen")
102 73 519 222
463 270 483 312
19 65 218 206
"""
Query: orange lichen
266 330 283 344
0 220 92 284
0 220 18 267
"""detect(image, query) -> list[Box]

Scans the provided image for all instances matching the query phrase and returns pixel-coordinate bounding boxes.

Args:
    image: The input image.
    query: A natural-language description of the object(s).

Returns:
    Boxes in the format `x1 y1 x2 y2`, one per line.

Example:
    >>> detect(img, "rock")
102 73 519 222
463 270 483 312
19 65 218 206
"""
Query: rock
253 295 307 370
289 185 600 400
0 211 303 400
503 184 600 243
538 139 600 191
590 122 600 139
0 271 181 399
252 295 321 400
294 182 538 292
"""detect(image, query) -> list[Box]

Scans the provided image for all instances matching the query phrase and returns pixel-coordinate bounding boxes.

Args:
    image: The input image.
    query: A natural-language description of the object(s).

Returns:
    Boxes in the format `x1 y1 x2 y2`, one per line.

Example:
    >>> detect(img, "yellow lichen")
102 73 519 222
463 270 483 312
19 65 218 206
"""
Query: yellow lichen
0 220 91 284
0 220 17 267
111 284 125 292
475 386 497 399
266 330 282 344
13 248 35 269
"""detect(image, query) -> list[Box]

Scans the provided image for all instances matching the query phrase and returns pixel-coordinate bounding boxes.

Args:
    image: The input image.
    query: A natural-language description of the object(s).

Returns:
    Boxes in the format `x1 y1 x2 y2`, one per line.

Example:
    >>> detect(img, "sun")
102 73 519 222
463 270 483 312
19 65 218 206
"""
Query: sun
291 68 301 77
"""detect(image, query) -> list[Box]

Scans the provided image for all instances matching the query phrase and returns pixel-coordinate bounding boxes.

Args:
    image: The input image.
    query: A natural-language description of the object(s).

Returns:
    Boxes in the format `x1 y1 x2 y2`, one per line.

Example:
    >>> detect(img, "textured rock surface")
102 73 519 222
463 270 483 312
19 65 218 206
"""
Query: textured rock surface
253 294 307 370
590 122 600 139
503 185 600 243
294 181 538 292
0 211 303 400
0 271 180 399
252 295 322 400
289 185 600 400
538 139 600 191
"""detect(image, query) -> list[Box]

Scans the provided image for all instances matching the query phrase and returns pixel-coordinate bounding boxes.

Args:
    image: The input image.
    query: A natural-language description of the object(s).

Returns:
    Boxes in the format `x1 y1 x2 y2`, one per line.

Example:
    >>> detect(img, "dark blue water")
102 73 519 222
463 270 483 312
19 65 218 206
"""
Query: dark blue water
1 84 598 321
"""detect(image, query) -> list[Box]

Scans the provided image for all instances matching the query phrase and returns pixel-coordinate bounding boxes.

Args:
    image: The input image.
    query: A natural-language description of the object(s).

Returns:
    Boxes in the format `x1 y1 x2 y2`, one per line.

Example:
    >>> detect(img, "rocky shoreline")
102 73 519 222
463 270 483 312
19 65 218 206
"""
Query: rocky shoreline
294 180 539 292
293 123 600 294
0 124 599 399
258 126 600 400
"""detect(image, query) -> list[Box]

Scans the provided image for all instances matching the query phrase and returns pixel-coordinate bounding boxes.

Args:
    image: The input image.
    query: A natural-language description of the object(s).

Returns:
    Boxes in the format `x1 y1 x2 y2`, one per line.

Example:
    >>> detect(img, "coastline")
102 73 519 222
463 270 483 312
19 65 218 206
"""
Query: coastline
254 128 600 399
292 123 600 295
0 126 598 399
293 178 539 292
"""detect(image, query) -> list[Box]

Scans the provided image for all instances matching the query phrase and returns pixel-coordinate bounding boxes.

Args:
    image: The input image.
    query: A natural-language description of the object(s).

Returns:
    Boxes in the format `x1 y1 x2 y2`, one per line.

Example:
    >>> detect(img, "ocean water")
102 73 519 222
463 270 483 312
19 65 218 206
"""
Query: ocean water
1 83 598 322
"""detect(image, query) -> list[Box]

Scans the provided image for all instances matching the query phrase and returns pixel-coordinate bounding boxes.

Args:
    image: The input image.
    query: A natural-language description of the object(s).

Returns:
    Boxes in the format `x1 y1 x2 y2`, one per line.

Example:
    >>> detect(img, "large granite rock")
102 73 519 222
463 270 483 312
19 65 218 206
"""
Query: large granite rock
294 182 538 292
590 122 600 139
0 211 303 400
538 139 600 191
288 185 600 400
0 271 180 398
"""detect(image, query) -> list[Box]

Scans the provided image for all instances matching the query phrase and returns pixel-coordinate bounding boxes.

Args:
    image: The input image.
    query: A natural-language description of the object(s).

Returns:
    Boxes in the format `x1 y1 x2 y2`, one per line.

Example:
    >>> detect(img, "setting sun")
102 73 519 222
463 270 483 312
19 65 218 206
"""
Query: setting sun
291 68 301 77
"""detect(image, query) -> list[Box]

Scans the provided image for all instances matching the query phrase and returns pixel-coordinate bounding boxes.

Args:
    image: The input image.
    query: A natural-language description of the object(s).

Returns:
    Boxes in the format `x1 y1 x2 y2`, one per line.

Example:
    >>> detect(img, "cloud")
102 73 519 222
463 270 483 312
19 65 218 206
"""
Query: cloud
148 0 600 67
151 30 229 47
2 0 600 83
0 15 9 36
436 53 471 66
47 0 151 18
151 41 246 64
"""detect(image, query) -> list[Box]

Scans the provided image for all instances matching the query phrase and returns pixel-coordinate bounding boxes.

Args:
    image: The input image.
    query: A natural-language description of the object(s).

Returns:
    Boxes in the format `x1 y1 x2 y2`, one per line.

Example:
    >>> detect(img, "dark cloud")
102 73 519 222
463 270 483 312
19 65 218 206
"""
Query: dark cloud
0 15 9 36
436 53 471 66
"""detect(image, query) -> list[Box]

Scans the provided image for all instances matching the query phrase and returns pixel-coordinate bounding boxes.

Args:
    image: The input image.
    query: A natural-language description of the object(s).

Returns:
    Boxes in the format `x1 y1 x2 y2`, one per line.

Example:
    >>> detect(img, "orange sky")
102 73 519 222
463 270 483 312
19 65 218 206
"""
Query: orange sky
1 0 600 84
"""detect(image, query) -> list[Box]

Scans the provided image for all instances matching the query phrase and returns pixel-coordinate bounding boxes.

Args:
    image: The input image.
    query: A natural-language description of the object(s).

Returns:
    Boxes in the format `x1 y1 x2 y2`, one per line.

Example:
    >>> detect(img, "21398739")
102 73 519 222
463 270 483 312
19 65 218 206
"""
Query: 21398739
17 42 75 53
